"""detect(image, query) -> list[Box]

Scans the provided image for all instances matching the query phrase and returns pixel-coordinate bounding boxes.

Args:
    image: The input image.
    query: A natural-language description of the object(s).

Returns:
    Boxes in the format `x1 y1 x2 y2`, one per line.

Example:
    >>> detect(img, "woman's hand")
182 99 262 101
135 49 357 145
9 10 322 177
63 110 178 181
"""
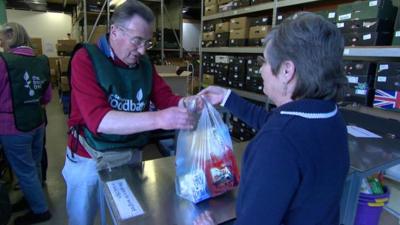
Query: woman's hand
193 211 216 225
198 86 229 105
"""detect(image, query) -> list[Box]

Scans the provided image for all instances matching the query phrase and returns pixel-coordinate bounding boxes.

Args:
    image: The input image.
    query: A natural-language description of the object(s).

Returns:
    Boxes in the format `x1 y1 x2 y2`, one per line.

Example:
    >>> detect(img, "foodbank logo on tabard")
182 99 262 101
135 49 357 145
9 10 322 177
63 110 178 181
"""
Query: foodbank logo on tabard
108 89 146 112
23 71 45 97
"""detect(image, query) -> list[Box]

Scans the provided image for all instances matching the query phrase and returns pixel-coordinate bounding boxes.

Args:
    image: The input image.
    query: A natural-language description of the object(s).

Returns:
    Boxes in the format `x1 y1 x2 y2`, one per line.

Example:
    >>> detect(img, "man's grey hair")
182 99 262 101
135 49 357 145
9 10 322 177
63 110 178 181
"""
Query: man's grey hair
263 12 347 101
111 0 155 26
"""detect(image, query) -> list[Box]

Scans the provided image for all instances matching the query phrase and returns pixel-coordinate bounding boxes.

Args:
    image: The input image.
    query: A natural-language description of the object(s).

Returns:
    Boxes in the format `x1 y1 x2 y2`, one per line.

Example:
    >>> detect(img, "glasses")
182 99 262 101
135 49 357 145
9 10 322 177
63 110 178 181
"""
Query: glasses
116 25 153 49
257 56 266 66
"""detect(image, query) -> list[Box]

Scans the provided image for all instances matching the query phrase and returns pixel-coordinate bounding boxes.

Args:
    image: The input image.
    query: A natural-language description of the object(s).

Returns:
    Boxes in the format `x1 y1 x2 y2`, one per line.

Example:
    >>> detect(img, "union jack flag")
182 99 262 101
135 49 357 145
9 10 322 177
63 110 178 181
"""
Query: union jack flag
373 89 400 110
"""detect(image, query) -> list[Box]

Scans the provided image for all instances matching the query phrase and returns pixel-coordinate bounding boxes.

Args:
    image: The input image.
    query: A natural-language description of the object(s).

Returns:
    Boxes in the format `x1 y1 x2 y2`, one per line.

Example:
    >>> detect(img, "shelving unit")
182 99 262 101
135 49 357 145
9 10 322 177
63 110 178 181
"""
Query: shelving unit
199 0 400 103
73 0 184 64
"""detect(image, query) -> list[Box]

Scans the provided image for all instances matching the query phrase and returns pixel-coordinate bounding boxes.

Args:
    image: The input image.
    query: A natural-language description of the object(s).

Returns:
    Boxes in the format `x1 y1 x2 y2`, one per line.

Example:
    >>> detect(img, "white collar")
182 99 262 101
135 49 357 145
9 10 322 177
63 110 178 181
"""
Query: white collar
280 105 338 119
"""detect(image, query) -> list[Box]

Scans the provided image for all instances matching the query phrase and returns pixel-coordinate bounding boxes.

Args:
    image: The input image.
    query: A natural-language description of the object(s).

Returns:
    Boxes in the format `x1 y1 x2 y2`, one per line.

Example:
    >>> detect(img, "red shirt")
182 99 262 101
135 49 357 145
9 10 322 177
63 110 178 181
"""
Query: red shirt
68 47 181 158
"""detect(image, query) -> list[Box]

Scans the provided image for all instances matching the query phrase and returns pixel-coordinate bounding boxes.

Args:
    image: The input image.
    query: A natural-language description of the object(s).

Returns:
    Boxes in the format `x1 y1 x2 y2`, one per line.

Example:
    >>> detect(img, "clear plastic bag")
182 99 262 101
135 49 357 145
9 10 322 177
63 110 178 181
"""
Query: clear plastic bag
175 98 240 203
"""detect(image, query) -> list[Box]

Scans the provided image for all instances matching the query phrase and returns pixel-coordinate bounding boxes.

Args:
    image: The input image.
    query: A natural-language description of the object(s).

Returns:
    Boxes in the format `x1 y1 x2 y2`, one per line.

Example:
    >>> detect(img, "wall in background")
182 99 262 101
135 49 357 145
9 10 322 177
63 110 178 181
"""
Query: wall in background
6 9 72 57
0 1 6 24
182 21 200 51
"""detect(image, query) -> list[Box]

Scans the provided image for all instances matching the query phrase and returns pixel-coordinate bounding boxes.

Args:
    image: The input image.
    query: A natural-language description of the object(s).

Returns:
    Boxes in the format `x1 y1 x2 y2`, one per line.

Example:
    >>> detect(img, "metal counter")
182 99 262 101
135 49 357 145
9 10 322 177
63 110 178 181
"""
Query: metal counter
99 134 400 225
99 142 248 225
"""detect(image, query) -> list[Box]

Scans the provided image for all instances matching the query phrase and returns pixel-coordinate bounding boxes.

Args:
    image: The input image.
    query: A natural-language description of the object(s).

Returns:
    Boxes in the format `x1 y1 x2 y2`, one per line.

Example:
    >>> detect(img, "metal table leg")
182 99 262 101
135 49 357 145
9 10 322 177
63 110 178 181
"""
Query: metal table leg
340 172 362 225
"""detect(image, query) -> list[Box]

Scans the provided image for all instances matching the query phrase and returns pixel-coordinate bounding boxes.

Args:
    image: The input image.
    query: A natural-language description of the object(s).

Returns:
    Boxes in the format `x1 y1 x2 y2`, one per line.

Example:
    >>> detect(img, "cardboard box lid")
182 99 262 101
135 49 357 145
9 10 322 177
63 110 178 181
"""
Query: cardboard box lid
249 25 270 39
230 17 249 29
215 22 230 33
229 28 248 39
203 31 216 41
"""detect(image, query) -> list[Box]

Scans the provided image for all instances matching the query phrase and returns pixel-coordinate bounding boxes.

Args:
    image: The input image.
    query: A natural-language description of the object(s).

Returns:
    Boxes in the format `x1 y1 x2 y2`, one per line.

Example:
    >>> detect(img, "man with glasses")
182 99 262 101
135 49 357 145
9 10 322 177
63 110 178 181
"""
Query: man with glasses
62 1 196 225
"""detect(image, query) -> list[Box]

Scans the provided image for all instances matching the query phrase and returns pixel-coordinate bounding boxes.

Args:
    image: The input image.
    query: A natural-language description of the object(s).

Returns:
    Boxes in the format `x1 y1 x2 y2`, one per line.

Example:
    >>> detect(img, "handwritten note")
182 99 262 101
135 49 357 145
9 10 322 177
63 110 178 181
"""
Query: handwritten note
347 125 382 138
107 179 144 220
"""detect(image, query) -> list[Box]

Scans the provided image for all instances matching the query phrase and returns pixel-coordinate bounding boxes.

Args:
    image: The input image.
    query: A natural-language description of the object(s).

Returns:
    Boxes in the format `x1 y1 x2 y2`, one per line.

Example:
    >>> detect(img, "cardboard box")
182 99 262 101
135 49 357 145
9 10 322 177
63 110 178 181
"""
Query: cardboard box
232 0 250 9
250 0 272 5
205 0 217 6
88 25 107 44
218 0 232 4
57 40 77 56
249 25 270 39
205 4 218 16
214 32 230 47
343 32 393 46
202 31 216 41
58 57 71 74
230 17 249 30
203 73 215 86
60 76 70 92
203 23 215 32
336 19 394 33
229 28 248 39
218 2 234 12
30 38 43 55
215 22 230 33
249 16 271 26
337 0 397 22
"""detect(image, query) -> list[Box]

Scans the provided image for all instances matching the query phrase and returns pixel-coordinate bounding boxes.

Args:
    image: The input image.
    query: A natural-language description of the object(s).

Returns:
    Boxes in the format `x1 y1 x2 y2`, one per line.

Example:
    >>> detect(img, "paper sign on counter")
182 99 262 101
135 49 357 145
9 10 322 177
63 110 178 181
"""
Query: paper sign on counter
107 179 144 220
347 125 382 138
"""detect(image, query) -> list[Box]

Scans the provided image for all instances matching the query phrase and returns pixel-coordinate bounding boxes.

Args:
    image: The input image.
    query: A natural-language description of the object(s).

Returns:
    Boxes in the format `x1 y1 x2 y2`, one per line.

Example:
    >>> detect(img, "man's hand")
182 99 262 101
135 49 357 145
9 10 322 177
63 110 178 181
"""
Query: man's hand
179 95 204 113
193 211 216 225
198 86 229 105
155 107 195 130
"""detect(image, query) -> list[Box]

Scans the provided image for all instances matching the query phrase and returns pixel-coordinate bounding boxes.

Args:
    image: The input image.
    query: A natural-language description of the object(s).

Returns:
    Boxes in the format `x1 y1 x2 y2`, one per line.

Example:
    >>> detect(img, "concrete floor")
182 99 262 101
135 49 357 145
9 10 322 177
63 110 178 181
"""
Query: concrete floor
6 90 400 225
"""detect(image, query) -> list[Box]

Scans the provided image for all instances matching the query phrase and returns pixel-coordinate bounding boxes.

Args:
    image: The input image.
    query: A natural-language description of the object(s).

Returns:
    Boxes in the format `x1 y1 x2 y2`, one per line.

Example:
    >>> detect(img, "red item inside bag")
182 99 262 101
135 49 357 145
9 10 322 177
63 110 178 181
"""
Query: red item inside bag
205 146 240 196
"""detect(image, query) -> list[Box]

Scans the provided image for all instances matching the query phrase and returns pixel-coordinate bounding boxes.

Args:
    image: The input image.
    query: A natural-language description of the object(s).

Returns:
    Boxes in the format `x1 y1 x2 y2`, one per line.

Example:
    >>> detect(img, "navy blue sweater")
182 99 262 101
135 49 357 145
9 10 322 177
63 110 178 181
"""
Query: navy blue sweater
225 93 349 225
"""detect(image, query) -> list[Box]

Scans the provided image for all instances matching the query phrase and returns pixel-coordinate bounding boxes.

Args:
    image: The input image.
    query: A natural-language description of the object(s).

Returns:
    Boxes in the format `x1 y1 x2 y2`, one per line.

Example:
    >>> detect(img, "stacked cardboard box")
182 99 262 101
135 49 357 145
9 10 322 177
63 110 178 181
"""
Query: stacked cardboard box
56 40 77 56
214 22 230 47
228 56 246 88
88 25 107 44
30 38 43 55
336 0 397 46
204 0 218 16
214 55 230 86
48 57 59 87
342 61 377 106
229 115 257 142
229 17 249 46
245 56 263 93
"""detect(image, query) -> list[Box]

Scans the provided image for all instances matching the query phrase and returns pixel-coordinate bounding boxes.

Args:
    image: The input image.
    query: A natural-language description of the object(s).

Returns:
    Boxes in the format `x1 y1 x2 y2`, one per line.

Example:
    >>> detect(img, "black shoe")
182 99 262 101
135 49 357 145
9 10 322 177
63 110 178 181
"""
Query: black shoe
12 198 29 212
14 210 51 225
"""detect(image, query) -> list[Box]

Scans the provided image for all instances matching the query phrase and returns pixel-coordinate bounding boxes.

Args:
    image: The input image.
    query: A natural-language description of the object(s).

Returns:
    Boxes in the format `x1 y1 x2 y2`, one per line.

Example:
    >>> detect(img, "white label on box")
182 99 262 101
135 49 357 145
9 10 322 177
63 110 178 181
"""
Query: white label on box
396 31 400 37
328 12 336 18
337 23 344 28
215 55 229 64
107 179 144 220
262 18 267 22
339 13 351 21
355 89 367 95
347 125 381 138
377 76 387 82
369 0 378 7
343 48 350 55
278 15 283 20
379 64 389 71
363 34 372 40
347 76 358 84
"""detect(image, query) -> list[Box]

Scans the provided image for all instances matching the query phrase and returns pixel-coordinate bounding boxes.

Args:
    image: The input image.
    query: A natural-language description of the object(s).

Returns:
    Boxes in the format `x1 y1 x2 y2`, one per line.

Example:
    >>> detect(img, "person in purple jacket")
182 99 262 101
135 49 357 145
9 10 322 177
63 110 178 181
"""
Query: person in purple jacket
0 22 52 225
195 12 349 225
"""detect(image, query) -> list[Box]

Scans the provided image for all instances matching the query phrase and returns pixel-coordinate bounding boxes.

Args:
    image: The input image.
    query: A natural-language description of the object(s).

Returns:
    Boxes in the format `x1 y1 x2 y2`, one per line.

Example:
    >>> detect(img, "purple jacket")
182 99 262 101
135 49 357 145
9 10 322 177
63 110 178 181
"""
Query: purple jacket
0 47 52 134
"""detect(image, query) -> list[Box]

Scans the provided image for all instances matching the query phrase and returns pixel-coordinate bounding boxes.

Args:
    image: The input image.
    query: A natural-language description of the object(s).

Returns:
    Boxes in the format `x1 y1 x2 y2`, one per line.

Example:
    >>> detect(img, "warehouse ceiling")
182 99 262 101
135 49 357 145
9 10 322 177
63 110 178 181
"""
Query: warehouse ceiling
6 0 200 20
6 0 77 13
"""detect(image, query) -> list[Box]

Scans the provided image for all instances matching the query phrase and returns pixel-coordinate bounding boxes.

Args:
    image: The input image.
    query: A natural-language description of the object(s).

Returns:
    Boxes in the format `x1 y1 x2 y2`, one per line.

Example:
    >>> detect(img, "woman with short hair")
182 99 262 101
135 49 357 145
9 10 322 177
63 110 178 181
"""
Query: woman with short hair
197 12 349 225
0 22 52 225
